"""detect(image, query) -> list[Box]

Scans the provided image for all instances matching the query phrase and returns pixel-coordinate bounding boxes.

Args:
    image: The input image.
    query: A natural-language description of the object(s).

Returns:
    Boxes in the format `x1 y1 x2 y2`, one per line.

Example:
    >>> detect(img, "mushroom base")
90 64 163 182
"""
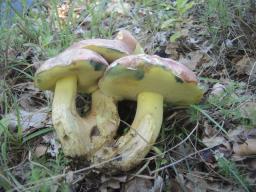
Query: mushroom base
92 91 163 171
52 75 119 157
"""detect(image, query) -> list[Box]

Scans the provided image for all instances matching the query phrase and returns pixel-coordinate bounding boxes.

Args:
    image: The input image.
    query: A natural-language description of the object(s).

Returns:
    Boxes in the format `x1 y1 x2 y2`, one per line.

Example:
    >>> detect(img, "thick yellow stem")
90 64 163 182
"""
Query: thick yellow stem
92 91 163 171
117 92 163 149
52 75 89 156
52 75 119 157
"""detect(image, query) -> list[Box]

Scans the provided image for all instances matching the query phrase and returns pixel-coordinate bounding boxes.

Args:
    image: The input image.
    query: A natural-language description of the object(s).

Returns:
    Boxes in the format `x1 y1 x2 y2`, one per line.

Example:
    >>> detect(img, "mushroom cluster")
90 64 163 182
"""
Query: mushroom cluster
34 31 203 171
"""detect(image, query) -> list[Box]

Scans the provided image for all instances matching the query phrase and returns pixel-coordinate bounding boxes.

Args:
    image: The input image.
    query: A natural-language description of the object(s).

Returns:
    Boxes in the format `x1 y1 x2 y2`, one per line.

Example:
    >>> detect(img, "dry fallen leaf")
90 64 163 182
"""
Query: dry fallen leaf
34 144 48 158
202 136 226 148
185 172 208 192
228 127 256 156
4 108 51 131
122 177 153 192
179 50 210 70
165 43 180 60
167 179 183 192
228 127 244 142
240 101 256 125
233 139 256 156
235 56 256 77
204 122 218 137
12 82 46 111
100 175 127 192
151 176 163 192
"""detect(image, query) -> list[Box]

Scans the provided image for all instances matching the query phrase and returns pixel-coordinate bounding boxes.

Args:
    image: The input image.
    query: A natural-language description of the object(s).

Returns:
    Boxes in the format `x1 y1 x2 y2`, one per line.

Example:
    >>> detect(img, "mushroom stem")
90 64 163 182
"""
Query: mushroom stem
52 75 89 157
52 75 119 157
92 92 163 171
118 91 163 148
115 92 163 170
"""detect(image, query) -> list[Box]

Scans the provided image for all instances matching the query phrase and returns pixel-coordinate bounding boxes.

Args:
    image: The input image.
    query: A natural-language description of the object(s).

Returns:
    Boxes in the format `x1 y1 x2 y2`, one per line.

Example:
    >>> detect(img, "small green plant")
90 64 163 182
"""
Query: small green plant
215 153 250 191
207 82 253 127
202 0 250 44
160 0 195 42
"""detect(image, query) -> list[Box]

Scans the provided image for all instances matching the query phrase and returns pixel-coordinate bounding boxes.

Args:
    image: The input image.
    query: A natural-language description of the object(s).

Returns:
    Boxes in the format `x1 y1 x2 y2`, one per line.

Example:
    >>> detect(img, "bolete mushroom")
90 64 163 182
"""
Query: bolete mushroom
35 31 143 158
92 54 203 171
35 48 119 157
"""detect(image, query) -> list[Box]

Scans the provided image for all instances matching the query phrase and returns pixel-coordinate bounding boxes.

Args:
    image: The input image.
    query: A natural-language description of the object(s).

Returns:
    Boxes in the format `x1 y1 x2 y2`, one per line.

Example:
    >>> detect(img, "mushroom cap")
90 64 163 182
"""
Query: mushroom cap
115 30 137 52
99 54 203 105
35 48 108 93
69 39 133 62
115 30 144 54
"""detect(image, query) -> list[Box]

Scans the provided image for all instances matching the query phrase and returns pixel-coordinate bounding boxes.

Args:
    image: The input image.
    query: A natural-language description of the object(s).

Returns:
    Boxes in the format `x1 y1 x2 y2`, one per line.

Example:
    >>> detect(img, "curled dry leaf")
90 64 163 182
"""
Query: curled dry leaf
228 127 256 157
233 139 256 156
178 50 210 70
204 122 218 137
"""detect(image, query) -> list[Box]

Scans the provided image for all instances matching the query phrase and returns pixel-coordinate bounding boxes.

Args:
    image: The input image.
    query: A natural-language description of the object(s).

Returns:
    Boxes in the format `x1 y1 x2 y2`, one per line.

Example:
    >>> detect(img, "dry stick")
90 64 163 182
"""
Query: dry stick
150 146 214 174
246 60 256 91
145 122 199 161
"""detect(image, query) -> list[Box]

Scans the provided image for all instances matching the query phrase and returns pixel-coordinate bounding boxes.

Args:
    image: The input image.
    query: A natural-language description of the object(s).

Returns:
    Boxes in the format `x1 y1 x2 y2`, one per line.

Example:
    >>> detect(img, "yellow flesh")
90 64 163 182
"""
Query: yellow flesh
36 60 105 93
92 92 163 171
100 66 203 105
52 75 119 157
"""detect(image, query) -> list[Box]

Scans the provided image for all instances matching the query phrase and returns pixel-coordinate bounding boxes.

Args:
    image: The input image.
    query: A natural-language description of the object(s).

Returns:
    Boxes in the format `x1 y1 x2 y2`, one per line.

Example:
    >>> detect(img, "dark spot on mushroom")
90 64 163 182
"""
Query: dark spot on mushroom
37 79 42 84
90 126 100 138
90 60 105 71
108 65 144 80
107 64 123 76
63 135 69 140
175 76 184 83
133 69 144 80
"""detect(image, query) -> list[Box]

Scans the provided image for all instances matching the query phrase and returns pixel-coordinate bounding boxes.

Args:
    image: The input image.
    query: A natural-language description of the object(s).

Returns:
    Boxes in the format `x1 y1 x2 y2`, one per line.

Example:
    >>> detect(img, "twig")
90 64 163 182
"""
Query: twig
150 146 213 174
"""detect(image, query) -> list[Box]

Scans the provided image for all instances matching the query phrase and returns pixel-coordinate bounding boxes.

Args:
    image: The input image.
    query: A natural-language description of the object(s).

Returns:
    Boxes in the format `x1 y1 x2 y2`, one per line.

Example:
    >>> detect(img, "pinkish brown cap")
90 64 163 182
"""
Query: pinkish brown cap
68 30 143 62
35 48 108 93
99 54 203 105
68 39 133 62
115 30 144 54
